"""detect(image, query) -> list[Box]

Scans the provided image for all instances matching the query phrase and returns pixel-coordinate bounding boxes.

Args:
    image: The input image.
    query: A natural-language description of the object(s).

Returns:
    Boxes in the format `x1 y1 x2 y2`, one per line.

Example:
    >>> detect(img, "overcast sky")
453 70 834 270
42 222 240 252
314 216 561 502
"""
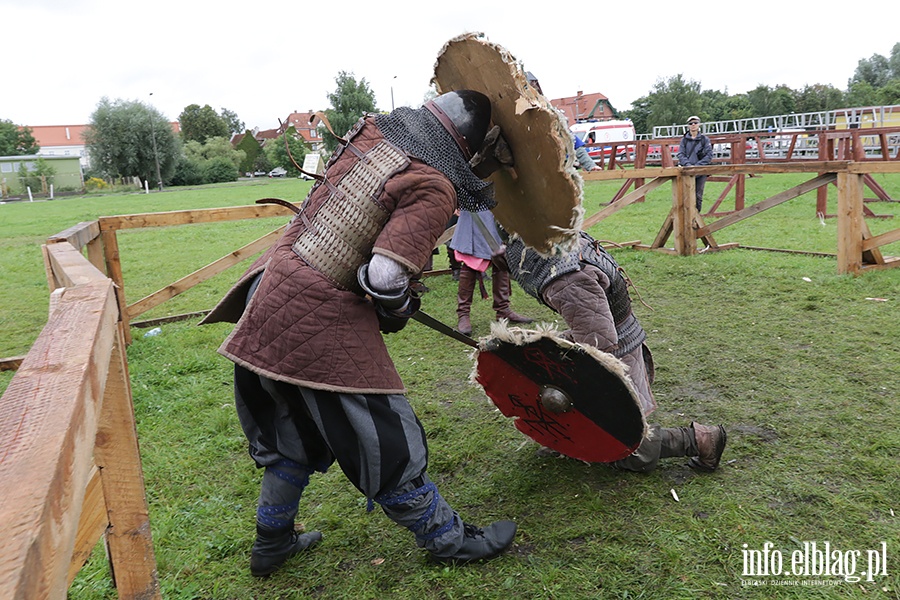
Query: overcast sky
4 0 897 131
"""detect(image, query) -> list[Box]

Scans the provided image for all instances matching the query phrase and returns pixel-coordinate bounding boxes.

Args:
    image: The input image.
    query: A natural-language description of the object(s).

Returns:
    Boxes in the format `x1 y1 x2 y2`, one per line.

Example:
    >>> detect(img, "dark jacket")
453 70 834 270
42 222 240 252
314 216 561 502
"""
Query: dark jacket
677 133 713 166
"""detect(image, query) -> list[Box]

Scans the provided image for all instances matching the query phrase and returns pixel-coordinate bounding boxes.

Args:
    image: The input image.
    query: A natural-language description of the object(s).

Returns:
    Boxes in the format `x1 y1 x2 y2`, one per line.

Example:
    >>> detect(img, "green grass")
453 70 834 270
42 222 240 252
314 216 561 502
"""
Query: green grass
2 176 899 599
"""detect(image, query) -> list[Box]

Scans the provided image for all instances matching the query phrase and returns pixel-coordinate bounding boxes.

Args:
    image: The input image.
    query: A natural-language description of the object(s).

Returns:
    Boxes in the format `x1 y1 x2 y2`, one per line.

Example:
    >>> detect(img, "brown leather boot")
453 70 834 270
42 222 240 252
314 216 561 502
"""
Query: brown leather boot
456 267 476 335
492 268 533 324
689 422 727 472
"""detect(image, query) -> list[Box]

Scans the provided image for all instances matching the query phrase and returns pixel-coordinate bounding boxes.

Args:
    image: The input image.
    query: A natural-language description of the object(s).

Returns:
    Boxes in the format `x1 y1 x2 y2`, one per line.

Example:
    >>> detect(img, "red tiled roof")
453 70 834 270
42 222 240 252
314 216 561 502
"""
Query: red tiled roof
550 92 612 124
27 122 181 147
285 111 322 144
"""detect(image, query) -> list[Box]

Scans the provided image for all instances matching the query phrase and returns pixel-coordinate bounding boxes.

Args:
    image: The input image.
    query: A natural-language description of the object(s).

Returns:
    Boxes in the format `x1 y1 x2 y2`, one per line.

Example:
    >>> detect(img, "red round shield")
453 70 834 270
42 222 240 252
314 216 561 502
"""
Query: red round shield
475 334 645 463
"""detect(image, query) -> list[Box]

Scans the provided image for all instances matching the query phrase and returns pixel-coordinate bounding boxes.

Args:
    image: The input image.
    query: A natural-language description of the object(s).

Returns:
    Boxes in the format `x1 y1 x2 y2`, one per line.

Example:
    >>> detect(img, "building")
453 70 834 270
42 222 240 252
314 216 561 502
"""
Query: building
27 122 181 170
284 110 324 153
233 111 325 154
27 125 91 168
0 155 84 198
550 91 615 124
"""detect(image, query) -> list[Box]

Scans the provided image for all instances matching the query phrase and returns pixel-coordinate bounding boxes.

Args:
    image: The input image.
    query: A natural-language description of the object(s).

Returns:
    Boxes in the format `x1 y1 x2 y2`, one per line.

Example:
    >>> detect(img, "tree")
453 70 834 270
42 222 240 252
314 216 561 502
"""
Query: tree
83 97 179 187
220 108 245 138
179 104 229 144
321 72 377 153
851 53 892 88
235 131 261 174
793 84 845 113
637 74 703 132
266 127 310 176
0 119 39 155
747 85 796 118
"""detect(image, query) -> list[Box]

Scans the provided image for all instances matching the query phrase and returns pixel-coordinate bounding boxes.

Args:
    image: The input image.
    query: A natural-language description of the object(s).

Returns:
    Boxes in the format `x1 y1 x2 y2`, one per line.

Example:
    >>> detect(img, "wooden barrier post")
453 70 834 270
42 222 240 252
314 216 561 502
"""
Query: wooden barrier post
673 172 698 255
837 171 864 274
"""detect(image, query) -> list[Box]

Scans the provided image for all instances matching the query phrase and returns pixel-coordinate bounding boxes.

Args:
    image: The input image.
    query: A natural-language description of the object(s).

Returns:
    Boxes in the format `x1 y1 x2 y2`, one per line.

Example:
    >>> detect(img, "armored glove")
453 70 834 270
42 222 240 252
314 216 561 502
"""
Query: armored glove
357 263 421 334
469 125 514 179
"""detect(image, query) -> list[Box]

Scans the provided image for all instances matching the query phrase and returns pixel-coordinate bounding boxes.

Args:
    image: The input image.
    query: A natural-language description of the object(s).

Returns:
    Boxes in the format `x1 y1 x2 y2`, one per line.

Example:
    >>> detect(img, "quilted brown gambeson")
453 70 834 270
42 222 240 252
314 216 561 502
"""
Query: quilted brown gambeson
205 119 456 393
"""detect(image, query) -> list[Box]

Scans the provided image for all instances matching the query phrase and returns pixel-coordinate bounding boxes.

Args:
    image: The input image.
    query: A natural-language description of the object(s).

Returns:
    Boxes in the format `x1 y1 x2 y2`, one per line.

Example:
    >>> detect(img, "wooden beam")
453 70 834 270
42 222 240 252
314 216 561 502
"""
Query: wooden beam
126 226 285 320
837 172 864 275
673 175 697 255
47 221 102 251
582 178 670 229
67 467 108 586
94 323 160 598
98 203 297 231
862 227 900 252
0 280 118 600
101 230 131 344
695 174 836 238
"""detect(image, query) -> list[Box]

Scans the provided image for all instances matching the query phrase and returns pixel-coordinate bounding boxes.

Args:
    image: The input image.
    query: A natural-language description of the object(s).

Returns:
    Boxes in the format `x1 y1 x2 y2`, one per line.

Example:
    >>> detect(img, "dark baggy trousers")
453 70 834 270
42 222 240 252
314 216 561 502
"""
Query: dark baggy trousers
234 365 466 556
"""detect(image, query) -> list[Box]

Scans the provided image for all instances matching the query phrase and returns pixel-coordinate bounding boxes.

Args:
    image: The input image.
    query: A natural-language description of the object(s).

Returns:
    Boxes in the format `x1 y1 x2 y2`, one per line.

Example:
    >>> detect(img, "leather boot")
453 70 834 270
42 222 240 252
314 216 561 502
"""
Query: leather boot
456 267 476 335
492 268 533 324
689 422 727 472
250 525 322 577
431 521 517 565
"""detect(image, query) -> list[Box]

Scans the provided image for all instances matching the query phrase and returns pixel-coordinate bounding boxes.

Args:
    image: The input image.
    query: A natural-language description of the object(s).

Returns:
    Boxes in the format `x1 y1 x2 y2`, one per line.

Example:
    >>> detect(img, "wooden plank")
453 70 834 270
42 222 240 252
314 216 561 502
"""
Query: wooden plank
67 466 109 586
848 162 900 174
0 280 118 600
651 209 675 249
582 178 669 230
94 324 161 598
126 226 285 320
47 221 102 251
696 174 836 238
862 227 900 252
101 230 130 344
585 167 680 181
98 203 297 231
43 242 108 288
860 220 885 266
837 172 864 275
672 175 696 255
0 356 24 371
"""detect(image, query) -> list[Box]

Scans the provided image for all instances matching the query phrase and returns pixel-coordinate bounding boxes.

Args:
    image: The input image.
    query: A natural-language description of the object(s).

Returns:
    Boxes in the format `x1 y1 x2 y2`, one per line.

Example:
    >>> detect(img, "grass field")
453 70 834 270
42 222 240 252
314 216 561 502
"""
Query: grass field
2 174 899 599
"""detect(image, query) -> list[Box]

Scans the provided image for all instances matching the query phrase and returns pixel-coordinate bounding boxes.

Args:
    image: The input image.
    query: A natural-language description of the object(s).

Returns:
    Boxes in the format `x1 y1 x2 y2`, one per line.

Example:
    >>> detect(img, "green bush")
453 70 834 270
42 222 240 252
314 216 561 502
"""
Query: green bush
201 157 238 183
170 157 204 186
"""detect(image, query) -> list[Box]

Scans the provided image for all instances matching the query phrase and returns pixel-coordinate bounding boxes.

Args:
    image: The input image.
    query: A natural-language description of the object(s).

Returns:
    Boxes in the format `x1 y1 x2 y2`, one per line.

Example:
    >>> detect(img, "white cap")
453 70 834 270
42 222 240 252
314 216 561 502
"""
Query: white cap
687 116 700 123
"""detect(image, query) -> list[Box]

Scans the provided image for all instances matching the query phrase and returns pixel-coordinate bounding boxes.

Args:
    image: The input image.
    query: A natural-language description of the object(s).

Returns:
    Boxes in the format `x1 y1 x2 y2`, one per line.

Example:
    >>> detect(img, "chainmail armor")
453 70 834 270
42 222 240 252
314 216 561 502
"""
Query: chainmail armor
375 107 495 212
507 232 646 358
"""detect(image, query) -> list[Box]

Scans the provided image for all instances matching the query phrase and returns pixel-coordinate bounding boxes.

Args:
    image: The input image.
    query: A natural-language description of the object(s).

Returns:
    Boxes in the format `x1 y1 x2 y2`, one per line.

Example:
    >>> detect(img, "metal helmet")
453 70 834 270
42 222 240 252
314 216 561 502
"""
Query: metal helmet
424 90 491 161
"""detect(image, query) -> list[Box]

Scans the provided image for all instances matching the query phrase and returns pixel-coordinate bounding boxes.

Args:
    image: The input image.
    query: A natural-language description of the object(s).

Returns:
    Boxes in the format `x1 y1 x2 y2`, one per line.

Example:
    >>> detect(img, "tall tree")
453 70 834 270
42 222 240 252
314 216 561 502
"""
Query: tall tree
179 104 229 144
220 108 245 137
793 84 845 113
321 72 376 153
850 53 892 88
83 97 179 187
0 120 40 155
642 74 703 131
266 126 310 176
747 85 796 118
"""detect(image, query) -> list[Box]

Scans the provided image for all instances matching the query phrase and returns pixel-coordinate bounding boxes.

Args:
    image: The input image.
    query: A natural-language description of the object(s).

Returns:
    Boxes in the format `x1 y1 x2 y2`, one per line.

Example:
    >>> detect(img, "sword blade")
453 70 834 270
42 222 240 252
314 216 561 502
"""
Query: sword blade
411 310 479 348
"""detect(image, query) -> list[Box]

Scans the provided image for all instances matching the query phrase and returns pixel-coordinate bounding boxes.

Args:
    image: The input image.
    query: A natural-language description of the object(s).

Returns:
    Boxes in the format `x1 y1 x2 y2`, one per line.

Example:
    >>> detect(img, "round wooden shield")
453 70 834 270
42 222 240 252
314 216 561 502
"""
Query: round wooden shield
432 32 583 256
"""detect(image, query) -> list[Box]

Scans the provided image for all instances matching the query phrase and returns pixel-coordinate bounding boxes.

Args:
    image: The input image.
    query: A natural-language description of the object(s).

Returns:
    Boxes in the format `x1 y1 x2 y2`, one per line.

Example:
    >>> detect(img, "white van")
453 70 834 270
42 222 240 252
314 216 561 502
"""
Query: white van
570 119 636 162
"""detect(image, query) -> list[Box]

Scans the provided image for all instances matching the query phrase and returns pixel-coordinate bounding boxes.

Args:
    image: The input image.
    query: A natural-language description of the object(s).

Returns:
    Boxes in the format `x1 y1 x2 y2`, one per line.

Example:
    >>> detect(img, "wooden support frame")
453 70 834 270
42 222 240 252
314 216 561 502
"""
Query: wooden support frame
0 245 160 599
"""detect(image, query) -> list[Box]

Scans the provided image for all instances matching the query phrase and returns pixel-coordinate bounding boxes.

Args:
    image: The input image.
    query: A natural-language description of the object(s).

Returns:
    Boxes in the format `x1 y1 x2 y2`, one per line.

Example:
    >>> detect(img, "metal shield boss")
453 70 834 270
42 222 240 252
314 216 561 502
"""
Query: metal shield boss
474 327 646 463
432 32 583 256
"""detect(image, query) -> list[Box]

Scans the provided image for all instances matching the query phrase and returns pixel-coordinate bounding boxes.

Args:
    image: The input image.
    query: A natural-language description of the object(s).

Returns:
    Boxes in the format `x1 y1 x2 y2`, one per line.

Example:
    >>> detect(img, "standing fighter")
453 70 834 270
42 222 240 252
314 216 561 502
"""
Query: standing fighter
203 90 516 576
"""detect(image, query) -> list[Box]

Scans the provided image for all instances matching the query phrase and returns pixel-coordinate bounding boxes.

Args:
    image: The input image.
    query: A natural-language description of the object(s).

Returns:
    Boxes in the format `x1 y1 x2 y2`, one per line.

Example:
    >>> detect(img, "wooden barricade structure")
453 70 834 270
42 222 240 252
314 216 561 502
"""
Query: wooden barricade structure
0 161 895 597
0 202 296 599
582 161 899 274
